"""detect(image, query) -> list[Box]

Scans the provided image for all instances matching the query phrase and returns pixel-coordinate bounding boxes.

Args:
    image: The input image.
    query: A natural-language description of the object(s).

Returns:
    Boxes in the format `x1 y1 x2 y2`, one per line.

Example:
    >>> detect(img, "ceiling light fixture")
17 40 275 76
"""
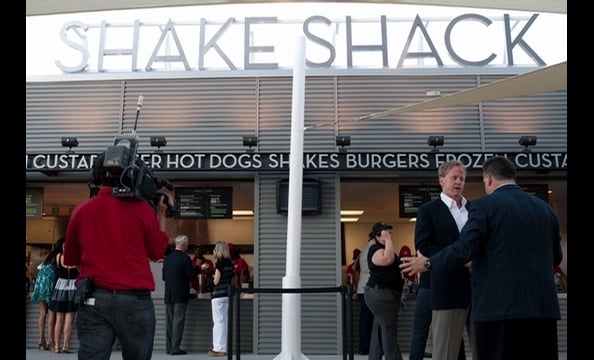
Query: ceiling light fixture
519 135 537 152
61 137 79 152
427 136 444 152
232 210 254 216
340 210 364 216
243 136 258 153
340 217 359 223
150 136 167 151
336 136 351 152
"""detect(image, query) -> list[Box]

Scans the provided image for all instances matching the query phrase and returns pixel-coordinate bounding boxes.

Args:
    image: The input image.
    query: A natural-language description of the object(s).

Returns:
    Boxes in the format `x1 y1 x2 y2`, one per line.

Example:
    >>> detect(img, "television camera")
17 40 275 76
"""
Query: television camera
93 95 175 215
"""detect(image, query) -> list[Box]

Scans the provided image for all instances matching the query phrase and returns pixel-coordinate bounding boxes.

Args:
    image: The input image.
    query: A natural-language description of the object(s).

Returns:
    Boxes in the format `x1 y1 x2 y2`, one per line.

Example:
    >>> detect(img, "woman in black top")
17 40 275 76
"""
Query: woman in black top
208 240 234 357
364 222 405 360
48 238 79 353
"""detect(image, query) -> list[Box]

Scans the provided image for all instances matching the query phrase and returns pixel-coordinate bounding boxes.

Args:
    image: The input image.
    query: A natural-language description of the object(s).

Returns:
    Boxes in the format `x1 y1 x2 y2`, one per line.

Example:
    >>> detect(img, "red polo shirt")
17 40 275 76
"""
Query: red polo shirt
64 187 168 291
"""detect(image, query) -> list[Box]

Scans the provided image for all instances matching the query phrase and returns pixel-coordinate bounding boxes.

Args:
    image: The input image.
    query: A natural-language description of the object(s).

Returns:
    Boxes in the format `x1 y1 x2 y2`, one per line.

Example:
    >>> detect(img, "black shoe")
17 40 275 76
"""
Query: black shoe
171 350 187 355
424 352 432 358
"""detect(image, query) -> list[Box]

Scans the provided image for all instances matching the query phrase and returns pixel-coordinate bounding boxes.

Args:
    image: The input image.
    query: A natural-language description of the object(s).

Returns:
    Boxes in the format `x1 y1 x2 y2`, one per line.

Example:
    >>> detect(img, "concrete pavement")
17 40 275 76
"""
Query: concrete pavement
25 349 567 359
24 349 380 359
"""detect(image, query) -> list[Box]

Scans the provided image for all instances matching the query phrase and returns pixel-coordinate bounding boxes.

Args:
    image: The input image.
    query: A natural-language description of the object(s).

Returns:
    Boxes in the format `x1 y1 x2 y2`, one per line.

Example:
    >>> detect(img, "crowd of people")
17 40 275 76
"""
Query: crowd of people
346 156 564 360
400 156 564 360
30 237 79 354
28 154 563 359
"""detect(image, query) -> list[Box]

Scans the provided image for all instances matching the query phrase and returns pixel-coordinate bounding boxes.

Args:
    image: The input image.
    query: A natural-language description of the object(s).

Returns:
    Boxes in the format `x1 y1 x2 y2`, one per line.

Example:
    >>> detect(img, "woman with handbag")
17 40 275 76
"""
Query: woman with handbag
48 238 79 353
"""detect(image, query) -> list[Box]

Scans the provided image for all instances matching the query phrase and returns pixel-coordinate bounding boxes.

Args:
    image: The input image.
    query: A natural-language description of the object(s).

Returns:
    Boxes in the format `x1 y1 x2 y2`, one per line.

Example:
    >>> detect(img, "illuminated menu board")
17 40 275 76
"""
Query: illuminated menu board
399 184 549 218
399 185 441 218
204 187 233 218
175 187 233 219
26 188 44 219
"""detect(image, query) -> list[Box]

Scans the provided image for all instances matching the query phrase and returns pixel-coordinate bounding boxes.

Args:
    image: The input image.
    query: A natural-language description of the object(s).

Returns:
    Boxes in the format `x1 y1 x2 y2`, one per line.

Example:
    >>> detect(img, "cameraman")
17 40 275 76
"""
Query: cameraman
63 152 173 360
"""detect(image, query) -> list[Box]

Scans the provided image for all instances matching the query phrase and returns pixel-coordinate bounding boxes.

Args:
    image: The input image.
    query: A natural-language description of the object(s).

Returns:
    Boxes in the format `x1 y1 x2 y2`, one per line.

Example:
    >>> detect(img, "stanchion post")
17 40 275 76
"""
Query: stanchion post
227 285 234 360
340 285 347 360
236 285 241 360
348 285 354 360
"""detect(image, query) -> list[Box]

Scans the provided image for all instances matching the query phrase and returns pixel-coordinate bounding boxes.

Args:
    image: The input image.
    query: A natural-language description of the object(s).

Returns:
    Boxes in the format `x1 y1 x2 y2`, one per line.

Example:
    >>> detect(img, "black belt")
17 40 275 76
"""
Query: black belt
369 283 398 291
94 287 150 296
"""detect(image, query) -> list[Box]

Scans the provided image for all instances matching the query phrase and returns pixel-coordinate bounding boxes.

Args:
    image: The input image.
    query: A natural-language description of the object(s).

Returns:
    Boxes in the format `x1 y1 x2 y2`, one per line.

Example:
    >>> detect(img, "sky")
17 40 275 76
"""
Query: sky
26 2 567 78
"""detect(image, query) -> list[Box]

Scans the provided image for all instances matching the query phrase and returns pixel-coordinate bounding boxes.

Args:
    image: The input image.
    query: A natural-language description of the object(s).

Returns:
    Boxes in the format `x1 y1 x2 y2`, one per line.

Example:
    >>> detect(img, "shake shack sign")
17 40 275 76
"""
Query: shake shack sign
52 12 548 74
26 152 567 172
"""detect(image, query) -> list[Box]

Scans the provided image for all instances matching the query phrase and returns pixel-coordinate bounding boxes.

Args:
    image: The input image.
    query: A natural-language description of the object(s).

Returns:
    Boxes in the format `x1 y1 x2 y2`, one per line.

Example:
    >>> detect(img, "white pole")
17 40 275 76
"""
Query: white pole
273 34 310 360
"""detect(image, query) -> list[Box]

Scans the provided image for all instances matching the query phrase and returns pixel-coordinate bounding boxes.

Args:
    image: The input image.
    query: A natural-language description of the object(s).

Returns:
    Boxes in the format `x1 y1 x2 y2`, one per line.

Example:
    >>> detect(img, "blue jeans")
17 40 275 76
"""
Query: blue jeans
76 290 156 360
409 287 431 360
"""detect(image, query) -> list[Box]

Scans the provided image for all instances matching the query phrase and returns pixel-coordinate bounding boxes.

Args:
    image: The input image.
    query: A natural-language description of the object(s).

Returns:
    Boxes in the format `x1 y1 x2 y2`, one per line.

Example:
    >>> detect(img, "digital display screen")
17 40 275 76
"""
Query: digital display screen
399 185 441 218
26 188 44 219
204 187 233 218
276 179 322 215
175 187 233 219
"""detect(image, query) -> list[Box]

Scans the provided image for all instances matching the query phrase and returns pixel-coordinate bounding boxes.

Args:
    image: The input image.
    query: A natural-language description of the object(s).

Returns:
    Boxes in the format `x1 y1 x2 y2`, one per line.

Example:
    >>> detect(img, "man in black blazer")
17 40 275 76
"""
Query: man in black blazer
411 160 474 360
163 234 199 355
401 156 562 360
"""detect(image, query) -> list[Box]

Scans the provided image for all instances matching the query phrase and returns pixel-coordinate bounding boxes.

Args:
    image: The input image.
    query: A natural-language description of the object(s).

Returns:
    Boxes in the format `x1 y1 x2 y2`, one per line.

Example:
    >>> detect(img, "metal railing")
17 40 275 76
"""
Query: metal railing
226 284 355 360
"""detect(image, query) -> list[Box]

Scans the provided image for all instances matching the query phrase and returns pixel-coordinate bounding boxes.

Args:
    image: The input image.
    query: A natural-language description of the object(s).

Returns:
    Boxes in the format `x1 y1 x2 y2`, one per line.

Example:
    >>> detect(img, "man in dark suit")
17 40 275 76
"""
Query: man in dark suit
400 156 562 360
163 234 199 355
410 160 473 360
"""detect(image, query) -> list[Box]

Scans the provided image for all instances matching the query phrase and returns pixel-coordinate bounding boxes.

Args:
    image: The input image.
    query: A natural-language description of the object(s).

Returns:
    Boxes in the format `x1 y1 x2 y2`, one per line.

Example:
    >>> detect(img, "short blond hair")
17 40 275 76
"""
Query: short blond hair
438 160 466 178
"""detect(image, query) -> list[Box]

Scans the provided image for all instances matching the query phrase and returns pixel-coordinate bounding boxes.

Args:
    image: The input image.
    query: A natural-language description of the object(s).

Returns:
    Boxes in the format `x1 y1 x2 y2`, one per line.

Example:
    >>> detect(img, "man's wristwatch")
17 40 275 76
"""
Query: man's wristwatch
424 259 432 270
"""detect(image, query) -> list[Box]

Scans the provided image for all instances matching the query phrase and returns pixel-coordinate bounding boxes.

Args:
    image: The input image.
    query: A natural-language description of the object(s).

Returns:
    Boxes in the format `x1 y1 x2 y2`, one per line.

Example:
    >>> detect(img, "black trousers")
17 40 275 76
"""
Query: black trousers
165 302 188 354
474 318 558 360
364 285 403 360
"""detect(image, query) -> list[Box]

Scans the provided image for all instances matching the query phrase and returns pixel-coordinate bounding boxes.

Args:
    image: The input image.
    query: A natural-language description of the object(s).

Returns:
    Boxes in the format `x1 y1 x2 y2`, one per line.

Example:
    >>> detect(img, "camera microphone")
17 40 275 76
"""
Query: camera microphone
136 95 144 111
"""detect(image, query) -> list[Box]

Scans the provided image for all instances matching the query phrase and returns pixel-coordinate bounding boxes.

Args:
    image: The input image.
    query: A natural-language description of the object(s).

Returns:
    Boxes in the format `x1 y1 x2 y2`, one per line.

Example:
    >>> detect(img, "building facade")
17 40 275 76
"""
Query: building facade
26 6 567 355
